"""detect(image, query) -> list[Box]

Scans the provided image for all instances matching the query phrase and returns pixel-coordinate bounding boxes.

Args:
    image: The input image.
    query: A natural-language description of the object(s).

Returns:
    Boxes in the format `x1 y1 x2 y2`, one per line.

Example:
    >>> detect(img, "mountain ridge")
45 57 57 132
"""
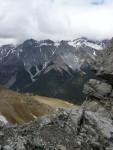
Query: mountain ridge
0 37 109 103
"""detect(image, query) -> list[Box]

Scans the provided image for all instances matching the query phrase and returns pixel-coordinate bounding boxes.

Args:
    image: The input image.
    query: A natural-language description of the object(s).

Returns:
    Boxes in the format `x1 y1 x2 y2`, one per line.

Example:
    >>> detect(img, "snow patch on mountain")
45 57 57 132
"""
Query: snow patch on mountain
93 50 96 56
40 43 52 46
0 45 15 61
19 49 23 52
54 41 60 47
68 38 103 50
85 42 102 50
68 41 81 48
0 114 8 124
61 53 80 70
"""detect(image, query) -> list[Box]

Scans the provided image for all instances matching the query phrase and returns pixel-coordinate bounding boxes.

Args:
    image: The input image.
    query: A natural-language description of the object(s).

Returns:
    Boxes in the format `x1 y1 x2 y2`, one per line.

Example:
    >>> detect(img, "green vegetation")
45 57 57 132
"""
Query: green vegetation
21 67 99 105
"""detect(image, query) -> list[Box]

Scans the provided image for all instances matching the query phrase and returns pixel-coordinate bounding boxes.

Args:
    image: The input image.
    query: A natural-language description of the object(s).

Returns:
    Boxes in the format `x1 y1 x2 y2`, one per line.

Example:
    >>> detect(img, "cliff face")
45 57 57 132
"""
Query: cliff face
0 39 113 150
83 79 113 118
82 38 113 118
93 38 113 81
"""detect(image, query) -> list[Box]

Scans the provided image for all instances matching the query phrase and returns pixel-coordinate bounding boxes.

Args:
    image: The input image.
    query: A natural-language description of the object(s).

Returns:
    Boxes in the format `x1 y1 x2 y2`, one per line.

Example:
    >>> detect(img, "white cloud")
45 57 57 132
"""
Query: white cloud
0 0 113 45
91 0 104 4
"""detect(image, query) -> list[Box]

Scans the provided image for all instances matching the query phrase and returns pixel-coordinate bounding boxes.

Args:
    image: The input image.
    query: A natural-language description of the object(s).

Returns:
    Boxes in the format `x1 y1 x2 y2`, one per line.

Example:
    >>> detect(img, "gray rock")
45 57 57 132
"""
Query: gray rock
93 38 113 81
0 108 113 150
15 137 26 150
83 79 113 118
3 145 12 150
83 79 112 99
56 144 67 150
81 38 113 149
84 111 113 139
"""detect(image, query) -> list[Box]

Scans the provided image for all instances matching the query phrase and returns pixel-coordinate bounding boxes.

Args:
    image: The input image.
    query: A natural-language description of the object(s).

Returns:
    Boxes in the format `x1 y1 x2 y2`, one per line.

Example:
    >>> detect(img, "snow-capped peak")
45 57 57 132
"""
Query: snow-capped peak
0 44 15 61
54 41 60 47
68 37 104 50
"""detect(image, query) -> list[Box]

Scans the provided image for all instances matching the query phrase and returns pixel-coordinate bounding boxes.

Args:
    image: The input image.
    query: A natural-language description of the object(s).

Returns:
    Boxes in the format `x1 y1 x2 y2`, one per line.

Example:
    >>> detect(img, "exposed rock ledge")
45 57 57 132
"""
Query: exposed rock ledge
83 79 113 118
93 38 113 82
0 108 113 150
82 38 113 120
1 38 113 150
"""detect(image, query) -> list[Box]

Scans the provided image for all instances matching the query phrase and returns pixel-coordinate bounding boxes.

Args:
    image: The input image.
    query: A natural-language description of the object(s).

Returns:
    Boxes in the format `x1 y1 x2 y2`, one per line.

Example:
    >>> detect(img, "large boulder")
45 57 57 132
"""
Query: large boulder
83 38 113 119
93 38 113 83
83 79 112 99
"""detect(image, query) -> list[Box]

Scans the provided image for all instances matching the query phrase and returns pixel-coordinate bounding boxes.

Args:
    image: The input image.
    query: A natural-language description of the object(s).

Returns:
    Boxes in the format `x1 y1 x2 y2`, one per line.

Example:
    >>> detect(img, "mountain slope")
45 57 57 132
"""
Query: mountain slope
0 87 77 124
0 86 55 124
0 37 109 103
21 62 99 104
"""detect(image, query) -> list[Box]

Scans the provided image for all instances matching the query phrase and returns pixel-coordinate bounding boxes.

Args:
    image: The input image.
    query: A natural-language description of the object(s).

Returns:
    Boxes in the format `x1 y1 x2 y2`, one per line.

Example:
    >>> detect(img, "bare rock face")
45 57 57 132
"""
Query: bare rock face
82 38 113 119
93 38 113 82
82 38 113 149
0 108 113 150
83 79 112 99
82 79 113 118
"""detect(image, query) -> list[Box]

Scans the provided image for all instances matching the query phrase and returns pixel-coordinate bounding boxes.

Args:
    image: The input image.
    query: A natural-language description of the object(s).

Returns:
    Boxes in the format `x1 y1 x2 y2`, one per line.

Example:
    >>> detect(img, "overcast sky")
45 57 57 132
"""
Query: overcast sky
0 0 113 45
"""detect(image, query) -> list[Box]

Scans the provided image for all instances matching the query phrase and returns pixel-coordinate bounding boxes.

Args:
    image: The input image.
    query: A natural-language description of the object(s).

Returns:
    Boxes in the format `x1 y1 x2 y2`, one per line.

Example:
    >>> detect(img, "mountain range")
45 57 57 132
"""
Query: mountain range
0 38 113 150
0 37 109 104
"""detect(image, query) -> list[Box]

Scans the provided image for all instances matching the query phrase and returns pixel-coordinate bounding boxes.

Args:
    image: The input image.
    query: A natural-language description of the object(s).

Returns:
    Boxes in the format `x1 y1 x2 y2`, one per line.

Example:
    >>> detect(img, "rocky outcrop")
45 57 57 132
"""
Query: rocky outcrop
0 108 113 150
82 38 113 119
81 38 113 149
83 79 113 119
83 79 112 100
93 38 113 81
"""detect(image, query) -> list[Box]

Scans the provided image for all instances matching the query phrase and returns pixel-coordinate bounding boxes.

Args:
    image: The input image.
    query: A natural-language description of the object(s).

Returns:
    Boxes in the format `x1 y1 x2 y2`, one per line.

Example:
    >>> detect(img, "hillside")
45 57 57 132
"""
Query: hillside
0 87 78 124
33 95 79 109
21 65 99 104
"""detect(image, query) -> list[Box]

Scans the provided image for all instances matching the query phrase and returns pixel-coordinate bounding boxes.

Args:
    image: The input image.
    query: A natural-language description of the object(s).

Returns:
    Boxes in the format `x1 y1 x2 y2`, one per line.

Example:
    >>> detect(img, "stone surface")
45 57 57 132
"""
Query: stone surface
93 38 113 82
83 79 112 99
82 79 113 118
0 108 113 150
82 38 113 149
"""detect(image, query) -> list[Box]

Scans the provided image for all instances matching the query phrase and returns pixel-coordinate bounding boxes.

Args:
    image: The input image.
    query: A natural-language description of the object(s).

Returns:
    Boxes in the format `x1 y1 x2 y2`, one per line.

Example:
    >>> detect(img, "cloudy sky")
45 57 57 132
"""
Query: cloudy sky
0 0 113 45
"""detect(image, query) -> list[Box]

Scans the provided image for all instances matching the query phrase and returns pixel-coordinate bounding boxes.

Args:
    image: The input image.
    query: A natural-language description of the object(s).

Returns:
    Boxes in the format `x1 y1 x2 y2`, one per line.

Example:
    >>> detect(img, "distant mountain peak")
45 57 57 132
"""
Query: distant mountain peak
23 39 38 46
0 37 109 102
